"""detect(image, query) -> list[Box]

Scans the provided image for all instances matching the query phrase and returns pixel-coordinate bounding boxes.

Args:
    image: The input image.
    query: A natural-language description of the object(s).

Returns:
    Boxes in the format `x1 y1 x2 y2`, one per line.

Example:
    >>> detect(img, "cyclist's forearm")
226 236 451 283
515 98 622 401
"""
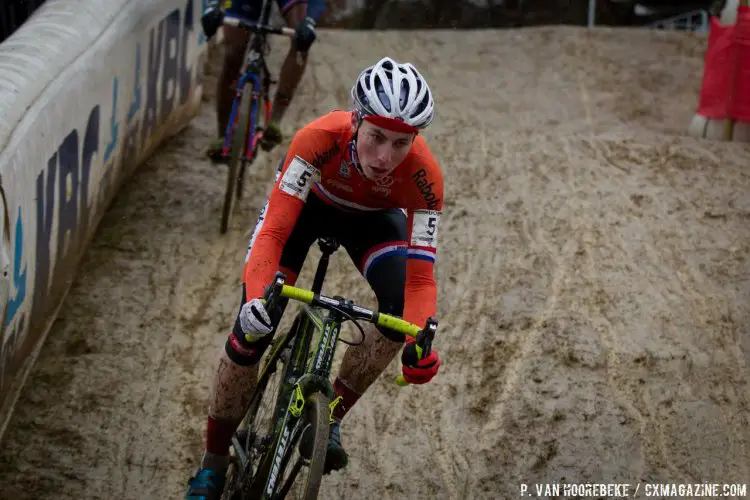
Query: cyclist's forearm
403 260 438 332
242 199 302 299
244 239 284 299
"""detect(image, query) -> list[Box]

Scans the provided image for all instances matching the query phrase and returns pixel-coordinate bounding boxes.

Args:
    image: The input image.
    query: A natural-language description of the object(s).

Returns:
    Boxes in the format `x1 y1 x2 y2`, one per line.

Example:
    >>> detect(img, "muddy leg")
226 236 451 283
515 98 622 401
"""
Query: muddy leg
332 324 402 421
201 348 259 472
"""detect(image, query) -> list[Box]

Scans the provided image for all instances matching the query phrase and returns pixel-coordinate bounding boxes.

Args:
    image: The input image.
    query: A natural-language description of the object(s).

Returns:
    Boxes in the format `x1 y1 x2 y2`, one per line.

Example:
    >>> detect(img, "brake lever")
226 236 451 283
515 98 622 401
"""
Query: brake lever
263 271 287 314
419 316 438 355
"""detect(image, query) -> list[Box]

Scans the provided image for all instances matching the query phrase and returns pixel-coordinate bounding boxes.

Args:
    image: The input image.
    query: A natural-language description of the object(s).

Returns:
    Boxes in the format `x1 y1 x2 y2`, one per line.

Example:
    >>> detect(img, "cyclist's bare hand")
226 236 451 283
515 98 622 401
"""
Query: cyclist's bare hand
239 298 273 341
401 339 441 384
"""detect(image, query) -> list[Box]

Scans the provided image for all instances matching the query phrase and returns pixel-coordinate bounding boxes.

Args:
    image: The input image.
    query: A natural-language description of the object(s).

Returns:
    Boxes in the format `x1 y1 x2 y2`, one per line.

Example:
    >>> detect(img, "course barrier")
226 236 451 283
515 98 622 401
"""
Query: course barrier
0 0 209 443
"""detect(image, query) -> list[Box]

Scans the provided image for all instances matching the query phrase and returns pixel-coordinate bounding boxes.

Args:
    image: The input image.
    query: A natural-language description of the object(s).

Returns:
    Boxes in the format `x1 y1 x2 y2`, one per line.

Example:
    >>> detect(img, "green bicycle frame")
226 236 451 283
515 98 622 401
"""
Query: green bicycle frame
254 303 342 498
248 268 437 499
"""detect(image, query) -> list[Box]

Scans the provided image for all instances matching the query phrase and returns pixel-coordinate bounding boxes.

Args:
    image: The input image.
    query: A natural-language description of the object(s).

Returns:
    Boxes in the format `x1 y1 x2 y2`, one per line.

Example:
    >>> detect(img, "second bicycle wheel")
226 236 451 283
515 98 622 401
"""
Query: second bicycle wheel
229 328 298 499
221 82 253 234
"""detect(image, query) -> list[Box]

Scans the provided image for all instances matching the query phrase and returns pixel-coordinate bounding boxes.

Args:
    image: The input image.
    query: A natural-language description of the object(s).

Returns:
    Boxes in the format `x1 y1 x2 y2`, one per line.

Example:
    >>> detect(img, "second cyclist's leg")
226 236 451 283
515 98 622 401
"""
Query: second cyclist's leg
206 2 252 163
260 1 315 151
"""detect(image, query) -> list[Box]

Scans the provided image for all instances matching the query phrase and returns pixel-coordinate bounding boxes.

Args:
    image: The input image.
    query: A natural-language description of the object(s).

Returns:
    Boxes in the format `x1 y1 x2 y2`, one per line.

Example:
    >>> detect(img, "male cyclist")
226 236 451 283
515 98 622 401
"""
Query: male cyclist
200 0 323 161
185 56 443 499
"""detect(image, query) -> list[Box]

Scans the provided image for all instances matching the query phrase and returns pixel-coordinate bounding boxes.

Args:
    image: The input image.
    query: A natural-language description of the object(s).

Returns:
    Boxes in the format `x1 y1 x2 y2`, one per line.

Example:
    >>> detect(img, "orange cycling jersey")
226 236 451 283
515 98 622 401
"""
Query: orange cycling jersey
243 110 444 332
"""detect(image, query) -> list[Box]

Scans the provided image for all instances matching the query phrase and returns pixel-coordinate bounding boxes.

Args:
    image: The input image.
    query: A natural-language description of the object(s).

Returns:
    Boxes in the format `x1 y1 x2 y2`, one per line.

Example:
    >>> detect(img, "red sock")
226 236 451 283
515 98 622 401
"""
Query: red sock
332 377 361 422
205 416 236 456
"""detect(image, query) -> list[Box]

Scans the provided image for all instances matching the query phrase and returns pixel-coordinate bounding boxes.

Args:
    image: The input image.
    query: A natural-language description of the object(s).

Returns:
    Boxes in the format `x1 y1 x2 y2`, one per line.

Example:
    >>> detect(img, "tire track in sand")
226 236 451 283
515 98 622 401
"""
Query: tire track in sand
478 135 579 442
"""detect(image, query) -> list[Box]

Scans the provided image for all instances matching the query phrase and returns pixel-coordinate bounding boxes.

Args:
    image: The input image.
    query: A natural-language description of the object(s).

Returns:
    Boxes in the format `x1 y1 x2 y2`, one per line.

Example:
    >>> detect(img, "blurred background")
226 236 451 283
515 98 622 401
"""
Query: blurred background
0 0 721 43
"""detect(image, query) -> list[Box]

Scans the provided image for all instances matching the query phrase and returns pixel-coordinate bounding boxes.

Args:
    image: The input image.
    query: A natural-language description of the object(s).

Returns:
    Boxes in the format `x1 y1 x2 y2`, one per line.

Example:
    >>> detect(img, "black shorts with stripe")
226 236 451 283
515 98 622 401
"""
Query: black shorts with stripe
225 191 409 366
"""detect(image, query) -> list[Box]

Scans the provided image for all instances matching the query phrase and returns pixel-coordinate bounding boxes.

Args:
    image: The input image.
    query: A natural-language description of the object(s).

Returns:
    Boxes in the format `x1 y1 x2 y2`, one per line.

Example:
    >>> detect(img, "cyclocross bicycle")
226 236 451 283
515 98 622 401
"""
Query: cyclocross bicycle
217 6 294 234
220 237 438 499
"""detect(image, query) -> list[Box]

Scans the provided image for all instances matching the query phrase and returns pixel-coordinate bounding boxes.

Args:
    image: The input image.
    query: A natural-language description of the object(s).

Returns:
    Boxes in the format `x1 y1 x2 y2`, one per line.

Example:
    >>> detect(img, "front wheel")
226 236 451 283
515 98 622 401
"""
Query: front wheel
275 391 330 500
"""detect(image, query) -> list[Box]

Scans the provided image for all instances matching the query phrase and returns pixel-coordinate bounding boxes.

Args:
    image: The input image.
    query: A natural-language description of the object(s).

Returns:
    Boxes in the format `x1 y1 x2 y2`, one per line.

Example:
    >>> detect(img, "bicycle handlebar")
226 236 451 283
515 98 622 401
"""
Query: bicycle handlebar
223 16 295 38
264 272 438 387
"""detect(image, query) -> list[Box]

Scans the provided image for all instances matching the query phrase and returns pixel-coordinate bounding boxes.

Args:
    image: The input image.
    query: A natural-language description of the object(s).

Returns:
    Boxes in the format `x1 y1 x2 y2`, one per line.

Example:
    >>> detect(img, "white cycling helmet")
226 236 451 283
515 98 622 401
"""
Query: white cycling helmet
351 56 435 133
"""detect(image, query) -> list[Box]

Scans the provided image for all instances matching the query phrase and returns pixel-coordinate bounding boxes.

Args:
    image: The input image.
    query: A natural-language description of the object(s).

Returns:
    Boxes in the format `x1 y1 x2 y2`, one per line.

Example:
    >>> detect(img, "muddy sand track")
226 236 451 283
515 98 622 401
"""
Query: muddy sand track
1 28 749 499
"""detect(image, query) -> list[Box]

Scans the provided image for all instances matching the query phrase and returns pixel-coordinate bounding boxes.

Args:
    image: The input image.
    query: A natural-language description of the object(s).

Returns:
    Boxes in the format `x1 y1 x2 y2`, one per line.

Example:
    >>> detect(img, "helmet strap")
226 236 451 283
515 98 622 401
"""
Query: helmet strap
348 110 365 176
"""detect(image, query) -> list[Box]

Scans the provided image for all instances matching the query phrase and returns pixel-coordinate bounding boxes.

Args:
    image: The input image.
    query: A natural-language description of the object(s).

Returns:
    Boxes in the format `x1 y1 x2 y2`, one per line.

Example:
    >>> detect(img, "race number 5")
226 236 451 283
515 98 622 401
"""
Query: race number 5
411 210 441 248
280 156 320 200
426 215 437 236
297 169 313 188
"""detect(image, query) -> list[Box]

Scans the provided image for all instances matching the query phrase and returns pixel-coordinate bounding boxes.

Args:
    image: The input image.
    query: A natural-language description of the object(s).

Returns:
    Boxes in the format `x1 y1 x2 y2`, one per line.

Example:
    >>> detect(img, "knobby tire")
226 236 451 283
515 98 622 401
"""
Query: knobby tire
221 83 253 234
276 391 329 500
219 328 292 500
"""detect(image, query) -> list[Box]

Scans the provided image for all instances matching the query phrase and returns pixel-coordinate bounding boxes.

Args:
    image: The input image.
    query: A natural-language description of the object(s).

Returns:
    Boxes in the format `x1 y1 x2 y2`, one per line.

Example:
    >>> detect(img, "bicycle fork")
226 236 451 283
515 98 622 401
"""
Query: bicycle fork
258 316 342 497
259 374 334 497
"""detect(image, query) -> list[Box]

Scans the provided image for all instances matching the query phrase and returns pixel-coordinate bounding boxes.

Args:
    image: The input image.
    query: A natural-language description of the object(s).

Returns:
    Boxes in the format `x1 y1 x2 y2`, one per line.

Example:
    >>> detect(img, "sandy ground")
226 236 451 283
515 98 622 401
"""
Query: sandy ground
0 27 749 500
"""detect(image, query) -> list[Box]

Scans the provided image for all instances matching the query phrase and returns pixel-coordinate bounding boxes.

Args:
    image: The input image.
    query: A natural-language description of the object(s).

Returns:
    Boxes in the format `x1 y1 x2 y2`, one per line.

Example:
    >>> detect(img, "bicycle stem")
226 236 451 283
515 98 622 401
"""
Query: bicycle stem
263 270 439 387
